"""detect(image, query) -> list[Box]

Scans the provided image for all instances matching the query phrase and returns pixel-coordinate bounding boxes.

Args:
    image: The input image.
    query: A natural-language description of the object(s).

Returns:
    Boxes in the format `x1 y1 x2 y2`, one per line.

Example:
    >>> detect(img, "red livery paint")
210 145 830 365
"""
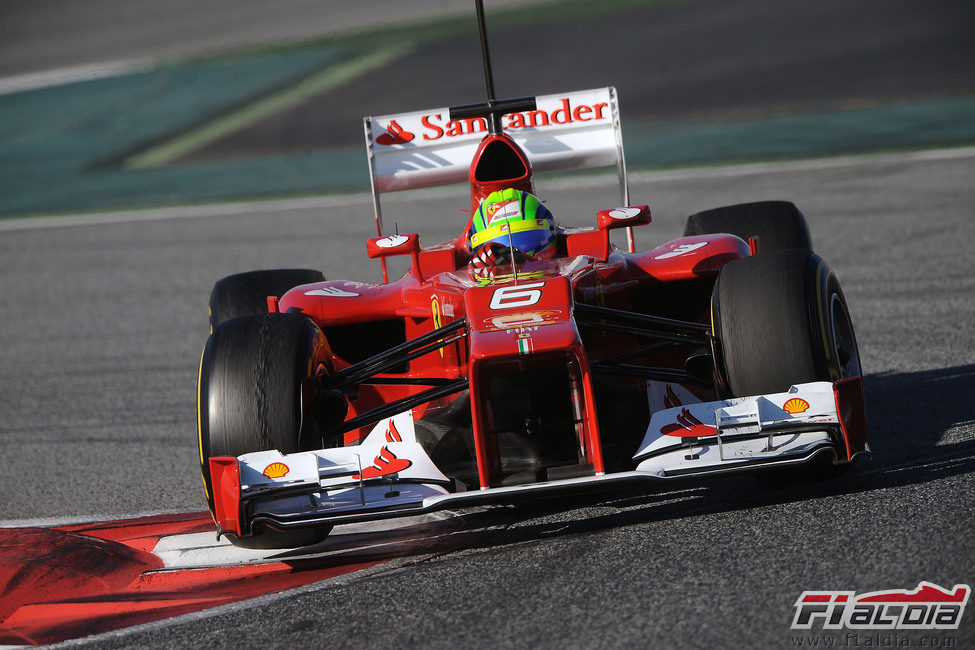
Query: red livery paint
258 129 858 498
199 61 866 546
833 376 868 460
208 457 242 538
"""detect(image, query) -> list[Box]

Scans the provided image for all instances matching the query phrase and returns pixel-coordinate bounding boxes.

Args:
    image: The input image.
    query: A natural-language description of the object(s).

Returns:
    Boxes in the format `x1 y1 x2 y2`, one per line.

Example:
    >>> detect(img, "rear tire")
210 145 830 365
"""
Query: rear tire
684 200 812 252
198 312 332 548
209 269 324 330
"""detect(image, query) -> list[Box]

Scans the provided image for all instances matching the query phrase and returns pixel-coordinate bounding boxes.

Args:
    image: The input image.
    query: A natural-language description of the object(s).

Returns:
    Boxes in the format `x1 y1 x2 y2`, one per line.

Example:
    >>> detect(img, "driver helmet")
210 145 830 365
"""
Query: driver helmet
469 188 557 260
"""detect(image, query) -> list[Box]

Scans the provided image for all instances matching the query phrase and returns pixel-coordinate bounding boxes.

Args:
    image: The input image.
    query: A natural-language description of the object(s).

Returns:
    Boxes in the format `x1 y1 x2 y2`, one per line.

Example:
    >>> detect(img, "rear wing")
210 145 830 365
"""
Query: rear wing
363 87 629 237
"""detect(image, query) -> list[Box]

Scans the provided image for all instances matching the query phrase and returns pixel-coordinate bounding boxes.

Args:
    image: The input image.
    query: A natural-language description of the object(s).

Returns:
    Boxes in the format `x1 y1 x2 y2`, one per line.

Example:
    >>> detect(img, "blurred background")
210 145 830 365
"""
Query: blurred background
2 0 973 217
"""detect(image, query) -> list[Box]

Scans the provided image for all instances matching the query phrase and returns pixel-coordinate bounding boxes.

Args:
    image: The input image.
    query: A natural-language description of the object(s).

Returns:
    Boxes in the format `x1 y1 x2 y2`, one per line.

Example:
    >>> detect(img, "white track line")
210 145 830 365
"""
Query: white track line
3 145 974 234
0 60 151 96
0 508 474 569
625 144 975 183
154 512 462 568
0 193 374 233
0 509 206 529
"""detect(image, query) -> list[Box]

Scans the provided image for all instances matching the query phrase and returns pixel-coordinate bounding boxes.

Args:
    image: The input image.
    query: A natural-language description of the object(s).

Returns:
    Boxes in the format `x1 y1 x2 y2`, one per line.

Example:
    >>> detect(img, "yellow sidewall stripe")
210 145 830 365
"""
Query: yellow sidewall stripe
196 346 210 502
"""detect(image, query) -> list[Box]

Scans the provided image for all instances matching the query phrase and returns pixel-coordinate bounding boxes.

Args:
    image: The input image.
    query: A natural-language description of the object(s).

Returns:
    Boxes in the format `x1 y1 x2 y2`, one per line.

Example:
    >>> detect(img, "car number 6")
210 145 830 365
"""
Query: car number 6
489 282 545 310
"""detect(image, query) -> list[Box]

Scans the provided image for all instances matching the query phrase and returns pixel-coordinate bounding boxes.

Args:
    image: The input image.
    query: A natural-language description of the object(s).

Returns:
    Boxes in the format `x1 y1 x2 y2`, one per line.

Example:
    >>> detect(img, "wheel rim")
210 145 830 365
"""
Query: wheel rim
829 293 861 379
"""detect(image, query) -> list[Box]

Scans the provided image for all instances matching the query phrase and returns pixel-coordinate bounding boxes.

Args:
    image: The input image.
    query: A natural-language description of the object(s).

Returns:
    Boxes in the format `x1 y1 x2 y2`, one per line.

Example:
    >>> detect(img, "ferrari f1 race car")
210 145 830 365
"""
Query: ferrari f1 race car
197 6 867 549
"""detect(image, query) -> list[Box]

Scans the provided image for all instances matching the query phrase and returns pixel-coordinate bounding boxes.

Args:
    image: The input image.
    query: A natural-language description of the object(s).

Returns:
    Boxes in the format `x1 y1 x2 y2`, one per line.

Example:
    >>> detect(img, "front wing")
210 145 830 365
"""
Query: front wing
209 379 866 539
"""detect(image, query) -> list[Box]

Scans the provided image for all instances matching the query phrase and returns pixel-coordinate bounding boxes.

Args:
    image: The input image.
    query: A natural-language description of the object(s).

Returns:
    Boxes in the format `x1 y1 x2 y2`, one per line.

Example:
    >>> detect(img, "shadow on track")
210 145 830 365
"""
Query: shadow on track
864 364 975 462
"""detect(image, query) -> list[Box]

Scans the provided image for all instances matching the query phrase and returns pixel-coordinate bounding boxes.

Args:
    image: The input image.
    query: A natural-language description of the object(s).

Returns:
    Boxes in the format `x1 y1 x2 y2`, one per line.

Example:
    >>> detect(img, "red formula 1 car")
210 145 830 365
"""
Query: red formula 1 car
197 13 866 550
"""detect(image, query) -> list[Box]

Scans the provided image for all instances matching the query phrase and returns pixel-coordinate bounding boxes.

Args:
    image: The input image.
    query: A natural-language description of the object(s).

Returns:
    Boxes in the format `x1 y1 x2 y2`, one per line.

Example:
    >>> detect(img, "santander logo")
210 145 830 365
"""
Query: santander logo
353 420 412 480
660 408 719 438
486 199 521 225
373 96 610 146
376 120 415 145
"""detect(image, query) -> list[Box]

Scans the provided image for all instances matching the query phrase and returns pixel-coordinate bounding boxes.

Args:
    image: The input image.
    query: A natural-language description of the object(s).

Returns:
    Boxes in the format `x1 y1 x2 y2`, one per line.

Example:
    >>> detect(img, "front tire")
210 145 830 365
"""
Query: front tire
711 250 862 483
198 312 332 548
712 249 860 396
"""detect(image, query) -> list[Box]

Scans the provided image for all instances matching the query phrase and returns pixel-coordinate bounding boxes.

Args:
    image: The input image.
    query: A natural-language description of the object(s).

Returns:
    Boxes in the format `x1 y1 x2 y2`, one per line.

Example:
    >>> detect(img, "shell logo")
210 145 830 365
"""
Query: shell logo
262 462 290 479
783 398 810 414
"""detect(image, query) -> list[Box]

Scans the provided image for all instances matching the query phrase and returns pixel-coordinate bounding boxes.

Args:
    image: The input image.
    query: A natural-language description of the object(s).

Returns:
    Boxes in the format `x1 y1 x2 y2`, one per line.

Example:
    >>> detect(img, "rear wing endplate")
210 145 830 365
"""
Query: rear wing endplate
363 87 629 237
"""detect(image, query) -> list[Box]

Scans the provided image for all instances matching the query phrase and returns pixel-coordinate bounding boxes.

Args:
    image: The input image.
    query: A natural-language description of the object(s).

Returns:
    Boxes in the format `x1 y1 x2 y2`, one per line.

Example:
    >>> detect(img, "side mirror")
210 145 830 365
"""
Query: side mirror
588 206 652 257
366 233 422 281
366 233 420 258
596 205 651 232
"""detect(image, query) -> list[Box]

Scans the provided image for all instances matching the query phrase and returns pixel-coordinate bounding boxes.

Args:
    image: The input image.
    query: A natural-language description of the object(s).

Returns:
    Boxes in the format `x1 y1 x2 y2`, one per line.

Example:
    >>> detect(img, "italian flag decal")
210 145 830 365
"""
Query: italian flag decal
517 338 533 355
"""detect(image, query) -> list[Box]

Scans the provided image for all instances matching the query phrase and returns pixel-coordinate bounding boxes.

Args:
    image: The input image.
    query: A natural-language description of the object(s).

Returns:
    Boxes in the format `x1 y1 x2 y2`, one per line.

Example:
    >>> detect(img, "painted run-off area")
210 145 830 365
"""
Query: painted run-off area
0 510 472 645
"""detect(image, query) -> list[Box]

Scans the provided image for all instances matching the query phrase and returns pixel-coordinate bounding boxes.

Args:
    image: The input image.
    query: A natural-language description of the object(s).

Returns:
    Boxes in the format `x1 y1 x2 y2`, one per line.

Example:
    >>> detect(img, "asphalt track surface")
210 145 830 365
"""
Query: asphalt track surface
2 148 974 647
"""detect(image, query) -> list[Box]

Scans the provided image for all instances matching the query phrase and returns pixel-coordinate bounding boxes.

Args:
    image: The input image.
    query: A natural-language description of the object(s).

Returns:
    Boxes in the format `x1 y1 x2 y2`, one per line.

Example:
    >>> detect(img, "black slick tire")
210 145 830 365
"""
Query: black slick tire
711 249 860 397
684 201 812 252
208 269 324 330
198 312 332 548
711 250 862 484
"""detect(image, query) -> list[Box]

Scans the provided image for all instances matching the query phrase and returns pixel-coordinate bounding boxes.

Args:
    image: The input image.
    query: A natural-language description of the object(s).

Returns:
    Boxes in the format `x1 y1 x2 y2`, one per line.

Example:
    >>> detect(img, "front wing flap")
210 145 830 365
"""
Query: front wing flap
635 380 865 477
211 380 865 537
